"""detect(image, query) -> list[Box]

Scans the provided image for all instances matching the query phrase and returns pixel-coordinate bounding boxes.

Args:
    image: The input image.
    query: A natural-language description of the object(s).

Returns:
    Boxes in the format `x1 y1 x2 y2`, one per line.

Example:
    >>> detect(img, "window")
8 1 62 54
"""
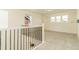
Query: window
50 17 55 22
62 15 68 22
56 16 61 22
29 16 32 23
50 15 69 23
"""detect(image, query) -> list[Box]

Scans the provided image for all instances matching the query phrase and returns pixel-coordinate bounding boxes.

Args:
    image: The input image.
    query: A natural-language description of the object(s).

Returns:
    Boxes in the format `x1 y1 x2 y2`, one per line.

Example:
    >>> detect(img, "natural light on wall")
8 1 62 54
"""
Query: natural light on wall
0 10 8 29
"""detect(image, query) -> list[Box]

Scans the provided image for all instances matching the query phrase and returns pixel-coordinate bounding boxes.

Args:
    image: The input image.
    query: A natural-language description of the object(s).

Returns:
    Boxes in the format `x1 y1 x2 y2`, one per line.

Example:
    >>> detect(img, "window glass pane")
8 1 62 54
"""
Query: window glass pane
62 15 68 22
56 16 61 22
50 17 55 22
51 17 55 19
29 16 32 23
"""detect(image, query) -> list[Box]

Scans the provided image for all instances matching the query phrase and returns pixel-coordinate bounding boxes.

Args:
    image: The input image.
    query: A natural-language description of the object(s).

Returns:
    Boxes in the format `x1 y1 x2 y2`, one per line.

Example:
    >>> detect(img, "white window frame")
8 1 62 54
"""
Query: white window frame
56 16 61 22
50 16 55 22
50 15 69 23
62 15 68 22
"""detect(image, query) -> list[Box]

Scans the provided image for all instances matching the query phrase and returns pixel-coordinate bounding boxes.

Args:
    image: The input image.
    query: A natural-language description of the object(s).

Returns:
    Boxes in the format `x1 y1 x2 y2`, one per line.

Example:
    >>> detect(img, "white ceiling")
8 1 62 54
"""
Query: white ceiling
4 9 77 14
28 9 77 14
28 9 54 13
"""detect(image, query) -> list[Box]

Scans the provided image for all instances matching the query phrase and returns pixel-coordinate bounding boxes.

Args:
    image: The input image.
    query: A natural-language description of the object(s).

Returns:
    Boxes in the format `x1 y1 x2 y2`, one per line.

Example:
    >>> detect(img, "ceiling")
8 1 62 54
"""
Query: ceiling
4 9 77 14
28 9 77 14
28 9 54 13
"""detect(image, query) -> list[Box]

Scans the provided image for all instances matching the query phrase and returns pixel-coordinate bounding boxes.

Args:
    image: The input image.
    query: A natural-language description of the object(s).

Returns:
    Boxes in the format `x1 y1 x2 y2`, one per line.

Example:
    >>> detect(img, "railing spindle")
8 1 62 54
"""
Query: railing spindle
20 29 22 50
17 29 19 50
10 30 11 50
14 29 15 50
5 30 7 50
28 28 29 50
0 31 1 50
26 28 27 50
23 28 25 50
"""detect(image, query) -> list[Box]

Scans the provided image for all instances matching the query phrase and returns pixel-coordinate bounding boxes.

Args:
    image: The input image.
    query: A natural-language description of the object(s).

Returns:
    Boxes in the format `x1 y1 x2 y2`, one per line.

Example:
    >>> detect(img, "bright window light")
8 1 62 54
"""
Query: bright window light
50 17 55 22
29 16 32 23
62 15 68 22
56 16 61 22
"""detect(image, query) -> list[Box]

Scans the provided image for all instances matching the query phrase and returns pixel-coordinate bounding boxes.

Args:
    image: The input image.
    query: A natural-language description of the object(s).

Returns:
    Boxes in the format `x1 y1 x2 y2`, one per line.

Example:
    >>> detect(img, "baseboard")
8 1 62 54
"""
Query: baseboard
32 41 44 50
45 29 77 35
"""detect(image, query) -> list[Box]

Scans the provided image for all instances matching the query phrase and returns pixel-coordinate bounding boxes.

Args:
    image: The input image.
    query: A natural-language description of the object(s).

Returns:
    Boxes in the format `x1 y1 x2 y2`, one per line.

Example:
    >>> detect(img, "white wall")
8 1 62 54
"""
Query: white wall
0 10 8 29
1 10 43 50
77 10 79 38
42 10 77 34
8 10 42 28
77 10 79 19
0 10 8 50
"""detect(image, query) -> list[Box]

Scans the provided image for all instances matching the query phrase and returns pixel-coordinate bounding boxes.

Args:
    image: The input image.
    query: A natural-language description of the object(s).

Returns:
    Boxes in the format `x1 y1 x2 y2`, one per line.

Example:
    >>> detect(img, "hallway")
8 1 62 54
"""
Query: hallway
36 31 79 50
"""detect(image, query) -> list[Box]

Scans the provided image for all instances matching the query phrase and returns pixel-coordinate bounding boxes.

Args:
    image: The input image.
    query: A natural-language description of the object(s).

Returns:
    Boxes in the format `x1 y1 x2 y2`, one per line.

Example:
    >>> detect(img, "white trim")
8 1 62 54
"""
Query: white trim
32 24 44 50
0 25 42 30
32 41 44 50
